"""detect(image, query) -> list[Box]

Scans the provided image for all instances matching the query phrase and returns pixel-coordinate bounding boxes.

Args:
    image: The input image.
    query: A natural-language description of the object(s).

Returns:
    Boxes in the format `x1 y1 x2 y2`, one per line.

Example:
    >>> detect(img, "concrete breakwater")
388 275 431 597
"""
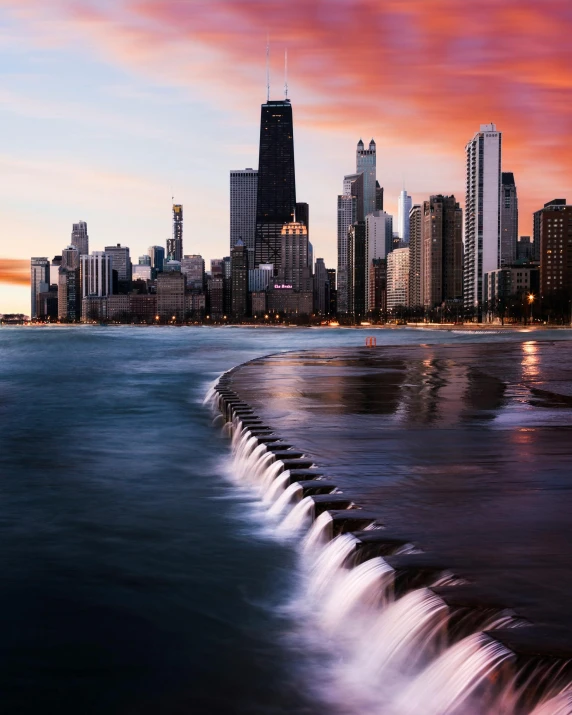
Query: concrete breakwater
205 345 572 714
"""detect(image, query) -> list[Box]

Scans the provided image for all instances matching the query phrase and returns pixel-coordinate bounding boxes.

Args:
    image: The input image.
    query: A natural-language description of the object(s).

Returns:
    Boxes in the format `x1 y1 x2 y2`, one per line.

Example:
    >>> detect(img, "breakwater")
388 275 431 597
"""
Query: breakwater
206 347 572 715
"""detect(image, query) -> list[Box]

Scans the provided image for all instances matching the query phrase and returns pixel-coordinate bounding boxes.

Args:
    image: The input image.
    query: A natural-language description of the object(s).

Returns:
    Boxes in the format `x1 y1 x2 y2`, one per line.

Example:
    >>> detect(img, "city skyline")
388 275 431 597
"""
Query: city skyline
1 1 572 314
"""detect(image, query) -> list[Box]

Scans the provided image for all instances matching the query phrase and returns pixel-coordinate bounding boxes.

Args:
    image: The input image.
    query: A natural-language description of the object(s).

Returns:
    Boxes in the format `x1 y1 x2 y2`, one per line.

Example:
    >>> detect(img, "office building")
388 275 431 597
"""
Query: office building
248 264 273 293
464 123 502 316
30 257 50 319
230 169 258 266
254 99 297 273
327 268 337 316
132 265 152 281
408 205 423 308
348 221 366 319
484 266 539 308
500 173 518 266
223 256 232 316
365 211 393 312
61 244 80 270
314 258 328 315
36 287 58 320
337 193 357 313
104 244 132 284
356 138 377 217
50 256 62 285
517 236 534 262
369 258 387 315
181 255 205 291
207 274 224 317
534 199 566 263
231 240 248 318
539 202 572 307
167 204 183 262
157 271 186 321
148 245 165 276
387 247 410 311
71 221 89 256
81 252 113 299
58 267 81 321
375 181 384 211
397 190 412 242
422 195 463 308
280 221 309 291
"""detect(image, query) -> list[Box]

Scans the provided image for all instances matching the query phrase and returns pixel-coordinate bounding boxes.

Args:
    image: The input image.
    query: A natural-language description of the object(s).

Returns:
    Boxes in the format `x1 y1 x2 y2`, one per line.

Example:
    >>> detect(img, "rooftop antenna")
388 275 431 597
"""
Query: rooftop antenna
266 36 270 102
284 48 288 99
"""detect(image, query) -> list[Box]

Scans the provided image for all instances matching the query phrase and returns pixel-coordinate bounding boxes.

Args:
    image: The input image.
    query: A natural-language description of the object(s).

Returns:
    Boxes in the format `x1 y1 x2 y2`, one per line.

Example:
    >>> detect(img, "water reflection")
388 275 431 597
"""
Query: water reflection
522 341 540 381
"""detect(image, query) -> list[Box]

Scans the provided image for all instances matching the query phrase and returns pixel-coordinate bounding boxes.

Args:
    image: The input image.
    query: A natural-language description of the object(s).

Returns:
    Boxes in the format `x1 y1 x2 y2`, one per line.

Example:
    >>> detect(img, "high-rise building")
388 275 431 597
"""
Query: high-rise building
375 181 384 211
279 222 313 293
348 221 366 319
181 255 205 291
295 202 309 232
517 236 534 262
223 256 232 316
534 199 566 263
61 245 80 270
314 258 328 315
167 204 183 262
30 257 50 319
157 271 186 321
408 205 423 308
254 99 296 273
539 202 572 305
387 247 410 311
369 258 387 315
500 173 518 266
50 256 62 286
81 252 113 299
148 245 165 276
71 221 89 256
248 264 273 293
58 268 81 321
326 268 337 316
139 255 151 266
365 211 393 312
422 195 463 308
132 265 152 281
397 190 413 242
231 240 248 318
337 193 357 314
230 169 258 266
356 139 377 217
104 244 132 283
464 123 502 316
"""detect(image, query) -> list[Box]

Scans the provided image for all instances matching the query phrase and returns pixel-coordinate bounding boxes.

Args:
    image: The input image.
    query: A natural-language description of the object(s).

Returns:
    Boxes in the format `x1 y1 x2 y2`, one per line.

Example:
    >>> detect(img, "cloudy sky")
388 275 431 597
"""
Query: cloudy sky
1 0 571 314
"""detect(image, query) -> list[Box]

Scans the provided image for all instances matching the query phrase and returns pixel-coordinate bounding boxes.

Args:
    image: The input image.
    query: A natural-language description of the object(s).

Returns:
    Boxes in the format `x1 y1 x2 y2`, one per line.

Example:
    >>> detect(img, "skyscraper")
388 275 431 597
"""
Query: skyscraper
348 221 366 319
104 244 132 283
181 255 205 291
356 139 377 217
408 205 423 308
167 204 183 262
280 221 309 291
148 245 165 276
422 195 463 308
534 199 566 263
231 240 248 318
30 257 50 319
337 192 357 314
230 169 258 266
539 202 572 309
365 211 393 312
464 123 502 316
314 258 328 315
500 173 518 266
254 99 296 273
71 221 89 256
58 268 81 322
387 248 410 311
61 245 80 270
81 252 113 299
397 190 413 242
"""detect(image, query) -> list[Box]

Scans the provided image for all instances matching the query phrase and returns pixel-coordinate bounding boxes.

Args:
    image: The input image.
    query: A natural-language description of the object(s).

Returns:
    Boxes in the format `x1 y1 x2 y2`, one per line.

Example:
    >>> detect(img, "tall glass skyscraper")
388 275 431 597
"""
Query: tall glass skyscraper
167 204 183 262
254 99 297 274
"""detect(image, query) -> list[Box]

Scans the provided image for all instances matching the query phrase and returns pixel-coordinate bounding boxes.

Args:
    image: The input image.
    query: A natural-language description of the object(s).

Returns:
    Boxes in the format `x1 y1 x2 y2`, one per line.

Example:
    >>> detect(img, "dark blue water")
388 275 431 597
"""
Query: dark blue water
1 326 571 714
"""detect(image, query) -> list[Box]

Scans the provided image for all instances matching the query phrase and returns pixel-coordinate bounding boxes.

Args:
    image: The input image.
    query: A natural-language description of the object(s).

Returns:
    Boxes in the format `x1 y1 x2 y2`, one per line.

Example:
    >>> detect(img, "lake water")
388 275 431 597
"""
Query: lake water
1 326 571 714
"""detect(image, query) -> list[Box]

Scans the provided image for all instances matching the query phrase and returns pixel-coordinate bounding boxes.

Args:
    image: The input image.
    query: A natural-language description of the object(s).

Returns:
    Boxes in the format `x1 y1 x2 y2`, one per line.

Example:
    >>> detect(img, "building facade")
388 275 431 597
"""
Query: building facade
104 244 132 283
365 211 393 312
500 172 518 266
534 199 566 264
464 123 502 315
30 257 50 319
167 204 183 262
356 139 377 217
71 221 89 256
387 247 410 311
231 240 248 318
408 205 423 308
397 190 412 242
181 255 205 291
58 267 81 321
230 169 258 266
157 271 185 321
422 195 463 308
148 245 165 276
539 203 572 313
81 252 113 299
280 221 309 291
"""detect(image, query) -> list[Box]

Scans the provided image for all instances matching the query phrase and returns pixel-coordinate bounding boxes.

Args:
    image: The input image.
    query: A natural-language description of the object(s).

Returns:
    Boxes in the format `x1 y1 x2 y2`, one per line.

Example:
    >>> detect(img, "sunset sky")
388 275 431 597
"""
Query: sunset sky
1 0 571 315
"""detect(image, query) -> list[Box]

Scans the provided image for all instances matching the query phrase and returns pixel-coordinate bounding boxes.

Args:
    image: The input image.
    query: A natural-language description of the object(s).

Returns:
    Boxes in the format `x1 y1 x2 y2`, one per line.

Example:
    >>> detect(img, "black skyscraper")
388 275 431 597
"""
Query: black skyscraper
254 99 296 274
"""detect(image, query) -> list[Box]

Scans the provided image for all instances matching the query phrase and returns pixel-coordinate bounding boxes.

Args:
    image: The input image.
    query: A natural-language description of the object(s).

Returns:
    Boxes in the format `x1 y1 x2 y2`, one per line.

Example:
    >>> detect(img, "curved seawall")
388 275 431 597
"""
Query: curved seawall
206 343 572 715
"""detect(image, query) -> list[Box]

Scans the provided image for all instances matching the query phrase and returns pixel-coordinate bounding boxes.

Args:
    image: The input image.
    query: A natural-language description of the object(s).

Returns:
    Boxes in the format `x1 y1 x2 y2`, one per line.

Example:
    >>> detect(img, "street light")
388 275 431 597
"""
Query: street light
528 293 535 324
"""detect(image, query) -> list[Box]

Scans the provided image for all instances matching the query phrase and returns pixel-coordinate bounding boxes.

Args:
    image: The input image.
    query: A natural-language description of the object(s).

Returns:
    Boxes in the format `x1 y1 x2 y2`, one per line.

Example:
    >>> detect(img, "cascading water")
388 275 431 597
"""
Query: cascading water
530 689 572 715
268 482 303 516
319 557 396 632
263 470 292 503
302 511 334 552
305 533 359 599
396 633 514 715
261 461 285 492
278 496 315 535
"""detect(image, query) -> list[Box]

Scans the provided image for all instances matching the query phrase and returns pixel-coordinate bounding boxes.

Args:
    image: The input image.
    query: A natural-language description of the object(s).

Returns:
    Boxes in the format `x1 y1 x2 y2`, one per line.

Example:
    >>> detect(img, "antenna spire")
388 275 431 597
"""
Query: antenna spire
284 49 288 99
266 37 270 102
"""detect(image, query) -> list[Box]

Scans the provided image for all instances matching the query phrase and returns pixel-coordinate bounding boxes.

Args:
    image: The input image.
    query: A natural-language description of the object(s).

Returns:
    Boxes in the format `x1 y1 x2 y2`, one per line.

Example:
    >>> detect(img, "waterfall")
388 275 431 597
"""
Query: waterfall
356 587 449 678
260 460 285 492
530 689 572 715
278 496 315 534
263 470 292 503
222 422 233 437
302 511 334 551
397 633 514 715
211 414 225 428
305 533 359 599
268 482 303 516
252 452 276 481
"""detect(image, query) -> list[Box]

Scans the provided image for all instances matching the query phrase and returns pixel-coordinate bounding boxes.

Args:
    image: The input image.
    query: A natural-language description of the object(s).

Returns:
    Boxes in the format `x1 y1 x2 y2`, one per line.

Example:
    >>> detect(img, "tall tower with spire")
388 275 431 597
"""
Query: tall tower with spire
356 139 377 218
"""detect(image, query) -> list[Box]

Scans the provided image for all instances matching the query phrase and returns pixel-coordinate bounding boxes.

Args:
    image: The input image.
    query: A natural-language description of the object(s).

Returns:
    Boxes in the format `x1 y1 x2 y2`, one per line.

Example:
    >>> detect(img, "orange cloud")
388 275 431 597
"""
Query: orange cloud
2 0 571 226
0 259 28 286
